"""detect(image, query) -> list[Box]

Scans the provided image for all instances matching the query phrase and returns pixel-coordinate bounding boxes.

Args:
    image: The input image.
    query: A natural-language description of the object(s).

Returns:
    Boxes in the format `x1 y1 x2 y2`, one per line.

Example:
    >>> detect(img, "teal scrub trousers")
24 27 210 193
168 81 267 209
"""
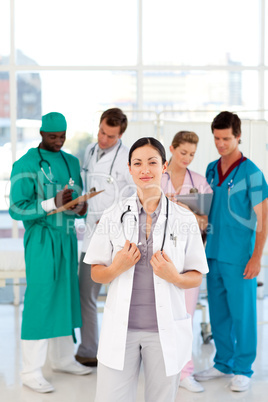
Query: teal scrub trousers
207 259 257 378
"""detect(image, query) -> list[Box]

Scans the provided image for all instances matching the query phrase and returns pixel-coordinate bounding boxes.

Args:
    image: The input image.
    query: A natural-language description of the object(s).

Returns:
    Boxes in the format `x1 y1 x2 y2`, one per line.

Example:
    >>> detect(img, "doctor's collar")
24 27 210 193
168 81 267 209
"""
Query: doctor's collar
97 139 121 154
136 194 162 217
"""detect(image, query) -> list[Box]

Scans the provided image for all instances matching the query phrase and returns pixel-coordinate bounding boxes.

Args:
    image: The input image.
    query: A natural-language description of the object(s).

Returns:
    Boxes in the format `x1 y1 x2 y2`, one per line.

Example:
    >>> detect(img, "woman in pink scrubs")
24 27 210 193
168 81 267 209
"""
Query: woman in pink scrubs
161 131 212 393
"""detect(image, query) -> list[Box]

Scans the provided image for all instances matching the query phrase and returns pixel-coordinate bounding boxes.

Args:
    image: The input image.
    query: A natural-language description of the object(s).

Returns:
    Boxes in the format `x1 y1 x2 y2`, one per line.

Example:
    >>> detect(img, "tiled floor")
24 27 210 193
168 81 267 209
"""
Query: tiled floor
1 298 268 402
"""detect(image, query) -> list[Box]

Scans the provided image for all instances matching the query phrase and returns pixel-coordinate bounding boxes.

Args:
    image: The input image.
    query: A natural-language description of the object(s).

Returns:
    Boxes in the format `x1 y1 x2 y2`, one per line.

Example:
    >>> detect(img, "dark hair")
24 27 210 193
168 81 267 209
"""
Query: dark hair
100 108 128 135
172 130 199 149
128 137 166 165
211 111 241 138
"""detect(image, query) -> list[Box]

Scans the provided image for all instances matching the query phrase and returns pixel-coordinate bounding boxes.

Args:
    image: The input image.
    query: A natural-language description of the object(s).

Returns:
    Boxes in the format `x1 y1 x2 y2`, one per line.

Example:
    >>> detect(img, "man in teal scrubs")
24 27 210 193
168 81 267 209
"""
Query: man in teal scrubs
9 112 92 393
194 111 268 392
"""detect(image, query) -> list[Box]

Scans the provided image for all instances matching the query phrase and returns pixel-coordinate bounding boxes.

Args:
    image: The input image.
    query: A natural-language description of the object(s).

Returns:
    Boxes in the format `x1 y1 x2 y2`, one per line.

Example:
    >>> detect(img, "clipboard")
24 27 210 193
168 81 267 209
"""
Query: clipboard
47 190 104 216
175 193 213 215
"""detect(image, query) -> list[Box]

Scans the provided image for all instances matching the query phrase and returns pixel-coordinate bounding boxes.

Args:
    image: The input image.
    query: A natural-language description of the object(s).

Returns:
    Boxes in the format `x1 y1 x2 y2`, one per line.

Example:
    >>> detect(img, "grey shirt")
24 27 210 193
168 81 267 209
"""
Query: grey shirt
128 197 162 332
96 140 120 161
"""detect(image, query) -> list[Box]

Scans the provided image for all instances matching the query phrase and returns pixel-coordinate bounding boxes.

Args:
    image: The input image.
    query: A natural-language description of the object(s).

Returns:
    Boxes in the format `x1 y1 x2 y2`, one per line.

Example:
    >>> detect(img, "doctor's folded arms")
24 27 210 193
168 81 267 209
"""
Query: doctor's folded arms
9 112 92 394
84 137 209 402
76 108 134 368
161 130 212 393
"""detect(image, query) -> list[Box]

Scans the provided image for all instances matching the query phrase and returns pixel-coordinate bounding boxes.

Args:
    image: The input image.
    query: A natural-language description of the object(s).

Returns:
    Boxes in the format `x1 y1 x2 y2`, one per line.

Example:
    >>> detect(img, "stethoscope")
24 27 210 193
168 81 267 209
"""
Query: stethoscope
82 140 122 190
120 196 169 252
207 153 244 192
38 146 74 186
187 168 198 193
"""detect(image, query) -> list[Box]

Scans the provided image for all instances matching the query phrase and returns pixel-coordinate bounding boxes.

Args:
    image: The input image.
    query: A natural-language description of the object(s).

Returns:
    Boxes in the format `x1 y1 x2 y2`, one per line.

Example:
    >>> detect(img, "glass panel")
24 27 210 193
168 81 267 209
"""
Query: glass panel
143 0 259 66
0 71 11 237
143 70 259 120
265 72 268 121
15 0 137 66
266 0 268 66
0 0 10 64
17 70 137 165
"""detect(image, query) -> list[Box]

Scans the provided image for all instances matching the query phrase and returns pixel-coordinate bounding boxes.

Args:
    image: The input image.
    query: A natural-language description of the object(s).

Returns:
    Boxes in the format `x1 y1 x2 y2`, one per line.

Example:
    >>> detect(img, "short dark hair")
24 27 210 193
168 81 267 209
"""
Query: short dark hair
211 111 241 138
100 108 128 135
128 137 166 165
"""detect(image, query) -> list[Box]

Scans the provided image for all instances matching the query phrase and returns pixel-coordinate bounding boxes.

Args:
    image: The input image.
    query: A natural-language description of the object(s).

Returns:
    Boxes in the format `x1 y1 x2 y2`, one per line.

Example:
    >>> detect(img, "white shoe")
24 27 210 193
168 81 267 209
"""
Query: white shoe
52 360 92 375
230 375 250 392
194 367 233 382
22 375 54 393
180 376 204 392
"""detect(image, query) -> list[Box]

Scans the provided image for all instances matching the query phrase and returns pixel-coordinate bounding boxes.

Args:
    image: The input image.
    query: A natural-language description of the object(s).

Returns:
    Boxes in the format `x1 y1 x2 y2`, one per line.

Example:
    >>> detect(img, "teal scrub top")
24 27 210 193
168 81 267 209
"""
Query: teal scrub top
205 156 268 266
9 148 84 340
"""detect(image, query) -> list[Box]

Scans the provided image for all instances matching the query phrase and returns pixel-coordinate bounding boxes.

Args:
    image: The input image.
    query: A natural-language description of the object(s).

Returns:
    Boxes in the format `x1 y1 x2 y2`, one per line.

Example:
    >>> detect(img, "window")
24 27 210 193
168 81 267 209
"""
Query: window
143 0 259 66
0 0 10 63
15 0 138 66
143 70 259 119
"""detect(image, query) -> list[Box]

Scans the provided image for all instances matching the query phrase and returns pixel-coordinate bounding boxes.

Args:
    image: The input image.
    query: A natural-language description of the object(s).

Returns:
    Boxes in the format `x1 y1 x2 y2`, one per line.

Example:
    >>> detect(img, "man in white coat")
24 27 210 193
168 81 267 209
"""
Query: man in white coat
75 108 134 367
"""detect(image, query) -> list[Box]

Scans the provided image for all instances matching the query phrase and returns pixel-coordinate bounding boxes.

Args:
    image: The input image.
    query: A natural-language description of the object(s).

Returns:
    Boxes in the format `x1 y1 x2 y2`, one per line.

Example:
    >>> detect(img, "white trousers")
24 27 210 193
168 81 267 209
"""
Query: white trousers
21 335 75 379
95 331 180 402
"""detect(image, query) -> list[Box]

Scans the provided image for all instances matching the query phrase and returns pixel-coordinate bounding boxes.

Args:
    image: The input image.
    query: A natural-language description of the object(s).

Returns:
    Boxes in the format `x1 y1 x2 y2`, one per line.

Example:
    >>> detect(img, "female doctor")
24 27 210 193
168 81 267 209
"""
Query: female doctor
84 137 209 402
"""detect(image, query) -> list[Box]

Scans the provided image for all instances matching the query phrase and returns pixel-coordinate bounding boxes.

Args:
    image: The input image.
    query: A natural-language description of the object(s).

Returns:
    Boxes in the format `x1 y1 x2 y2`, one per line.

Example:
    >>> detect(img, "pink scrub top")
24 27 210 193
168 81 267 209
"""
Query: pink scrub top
161 169 213 196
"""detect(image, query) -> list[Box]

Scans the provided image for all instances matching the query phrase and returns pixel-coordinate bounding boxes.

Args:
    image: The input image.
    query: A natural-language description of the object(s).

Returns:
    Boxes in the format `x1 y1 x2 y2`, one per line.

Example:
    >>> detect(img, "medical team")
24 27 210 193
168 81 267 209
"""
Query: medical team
9 109 268 399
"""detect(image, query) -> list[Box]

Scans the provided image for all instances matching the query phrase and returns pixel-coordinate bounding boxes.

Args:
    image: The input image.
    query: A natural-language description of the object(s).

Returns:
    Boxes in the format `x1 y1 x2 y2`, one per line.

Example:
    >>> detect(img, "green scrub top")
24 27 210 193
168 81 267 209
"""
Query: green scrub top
9 148 84 340
205 157 268 266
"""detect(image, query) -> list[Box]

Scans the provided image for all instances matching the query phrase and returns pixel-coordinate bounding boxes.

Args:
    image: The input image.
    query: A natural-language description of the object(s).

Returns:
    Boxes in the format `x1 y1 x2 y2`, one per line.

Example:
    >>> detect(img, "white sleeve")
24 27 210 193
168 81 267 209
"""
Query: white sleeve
183 215 209 275
83 144 94 169
83 212 113 267
41 197 56 212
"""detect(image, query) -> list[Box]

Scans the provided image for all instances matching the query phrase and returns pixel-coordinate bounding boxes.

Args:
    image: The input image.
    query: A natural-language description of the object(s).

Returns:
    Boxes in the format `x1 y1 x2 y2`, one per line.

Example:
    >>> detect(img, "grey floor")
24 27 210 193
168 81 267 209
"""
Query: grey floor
1 297 268 402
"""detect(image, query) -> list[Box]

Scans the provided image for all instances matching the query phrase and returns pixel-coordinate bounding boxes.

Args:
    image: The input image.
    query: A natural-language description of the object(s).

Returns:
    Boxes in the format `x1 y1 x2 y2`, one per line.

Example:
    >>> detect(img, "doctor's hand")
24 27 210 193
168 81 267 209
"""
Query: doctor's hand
150 250 179 283
111 240 141 275
55 185 74 207
69 201 88 216
243 255 261 279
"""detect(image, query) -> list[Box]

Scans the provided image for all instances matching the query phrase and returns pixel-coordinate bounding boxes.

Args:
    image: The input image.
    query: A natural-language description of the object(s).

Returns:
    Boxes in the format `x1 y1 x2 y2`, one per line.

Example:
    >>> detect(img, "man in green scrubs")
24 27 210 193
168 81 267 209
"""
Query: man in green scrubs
9 112 92 393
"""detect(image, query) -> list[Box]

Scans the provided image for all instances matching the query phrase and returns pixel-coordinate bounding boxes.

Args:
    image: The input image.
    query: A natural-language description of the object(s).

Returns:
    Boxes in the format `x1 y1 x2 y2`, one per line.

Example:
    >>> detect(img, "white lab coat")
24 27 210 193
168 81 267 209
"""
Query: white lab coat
84 193 209 377
81 140 134 252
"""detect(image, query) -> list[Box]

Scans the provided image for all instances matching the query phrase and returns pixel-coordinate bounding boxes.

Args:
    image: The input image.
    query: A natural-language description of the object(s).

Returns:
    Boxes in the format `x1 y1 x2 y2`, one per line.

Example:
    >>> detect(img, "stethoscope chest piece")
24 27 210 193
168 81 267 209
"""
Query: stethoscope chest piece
107 176 114 184
228 179 234 191
190 187 198 194
187 169 198 194
68 177 75 186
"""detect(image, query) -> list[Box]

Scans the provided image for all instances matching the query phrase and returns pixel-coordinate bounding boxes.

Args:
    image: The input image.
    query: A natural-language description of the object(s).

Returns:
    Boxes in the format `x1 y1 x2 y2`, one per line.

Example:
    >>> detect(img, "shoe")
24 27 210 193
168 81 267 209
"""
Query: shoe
180 375 204 392
22 375 54 393
75 354 98 367
230 375 250 392
194 367 233 382
52 360 92 375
